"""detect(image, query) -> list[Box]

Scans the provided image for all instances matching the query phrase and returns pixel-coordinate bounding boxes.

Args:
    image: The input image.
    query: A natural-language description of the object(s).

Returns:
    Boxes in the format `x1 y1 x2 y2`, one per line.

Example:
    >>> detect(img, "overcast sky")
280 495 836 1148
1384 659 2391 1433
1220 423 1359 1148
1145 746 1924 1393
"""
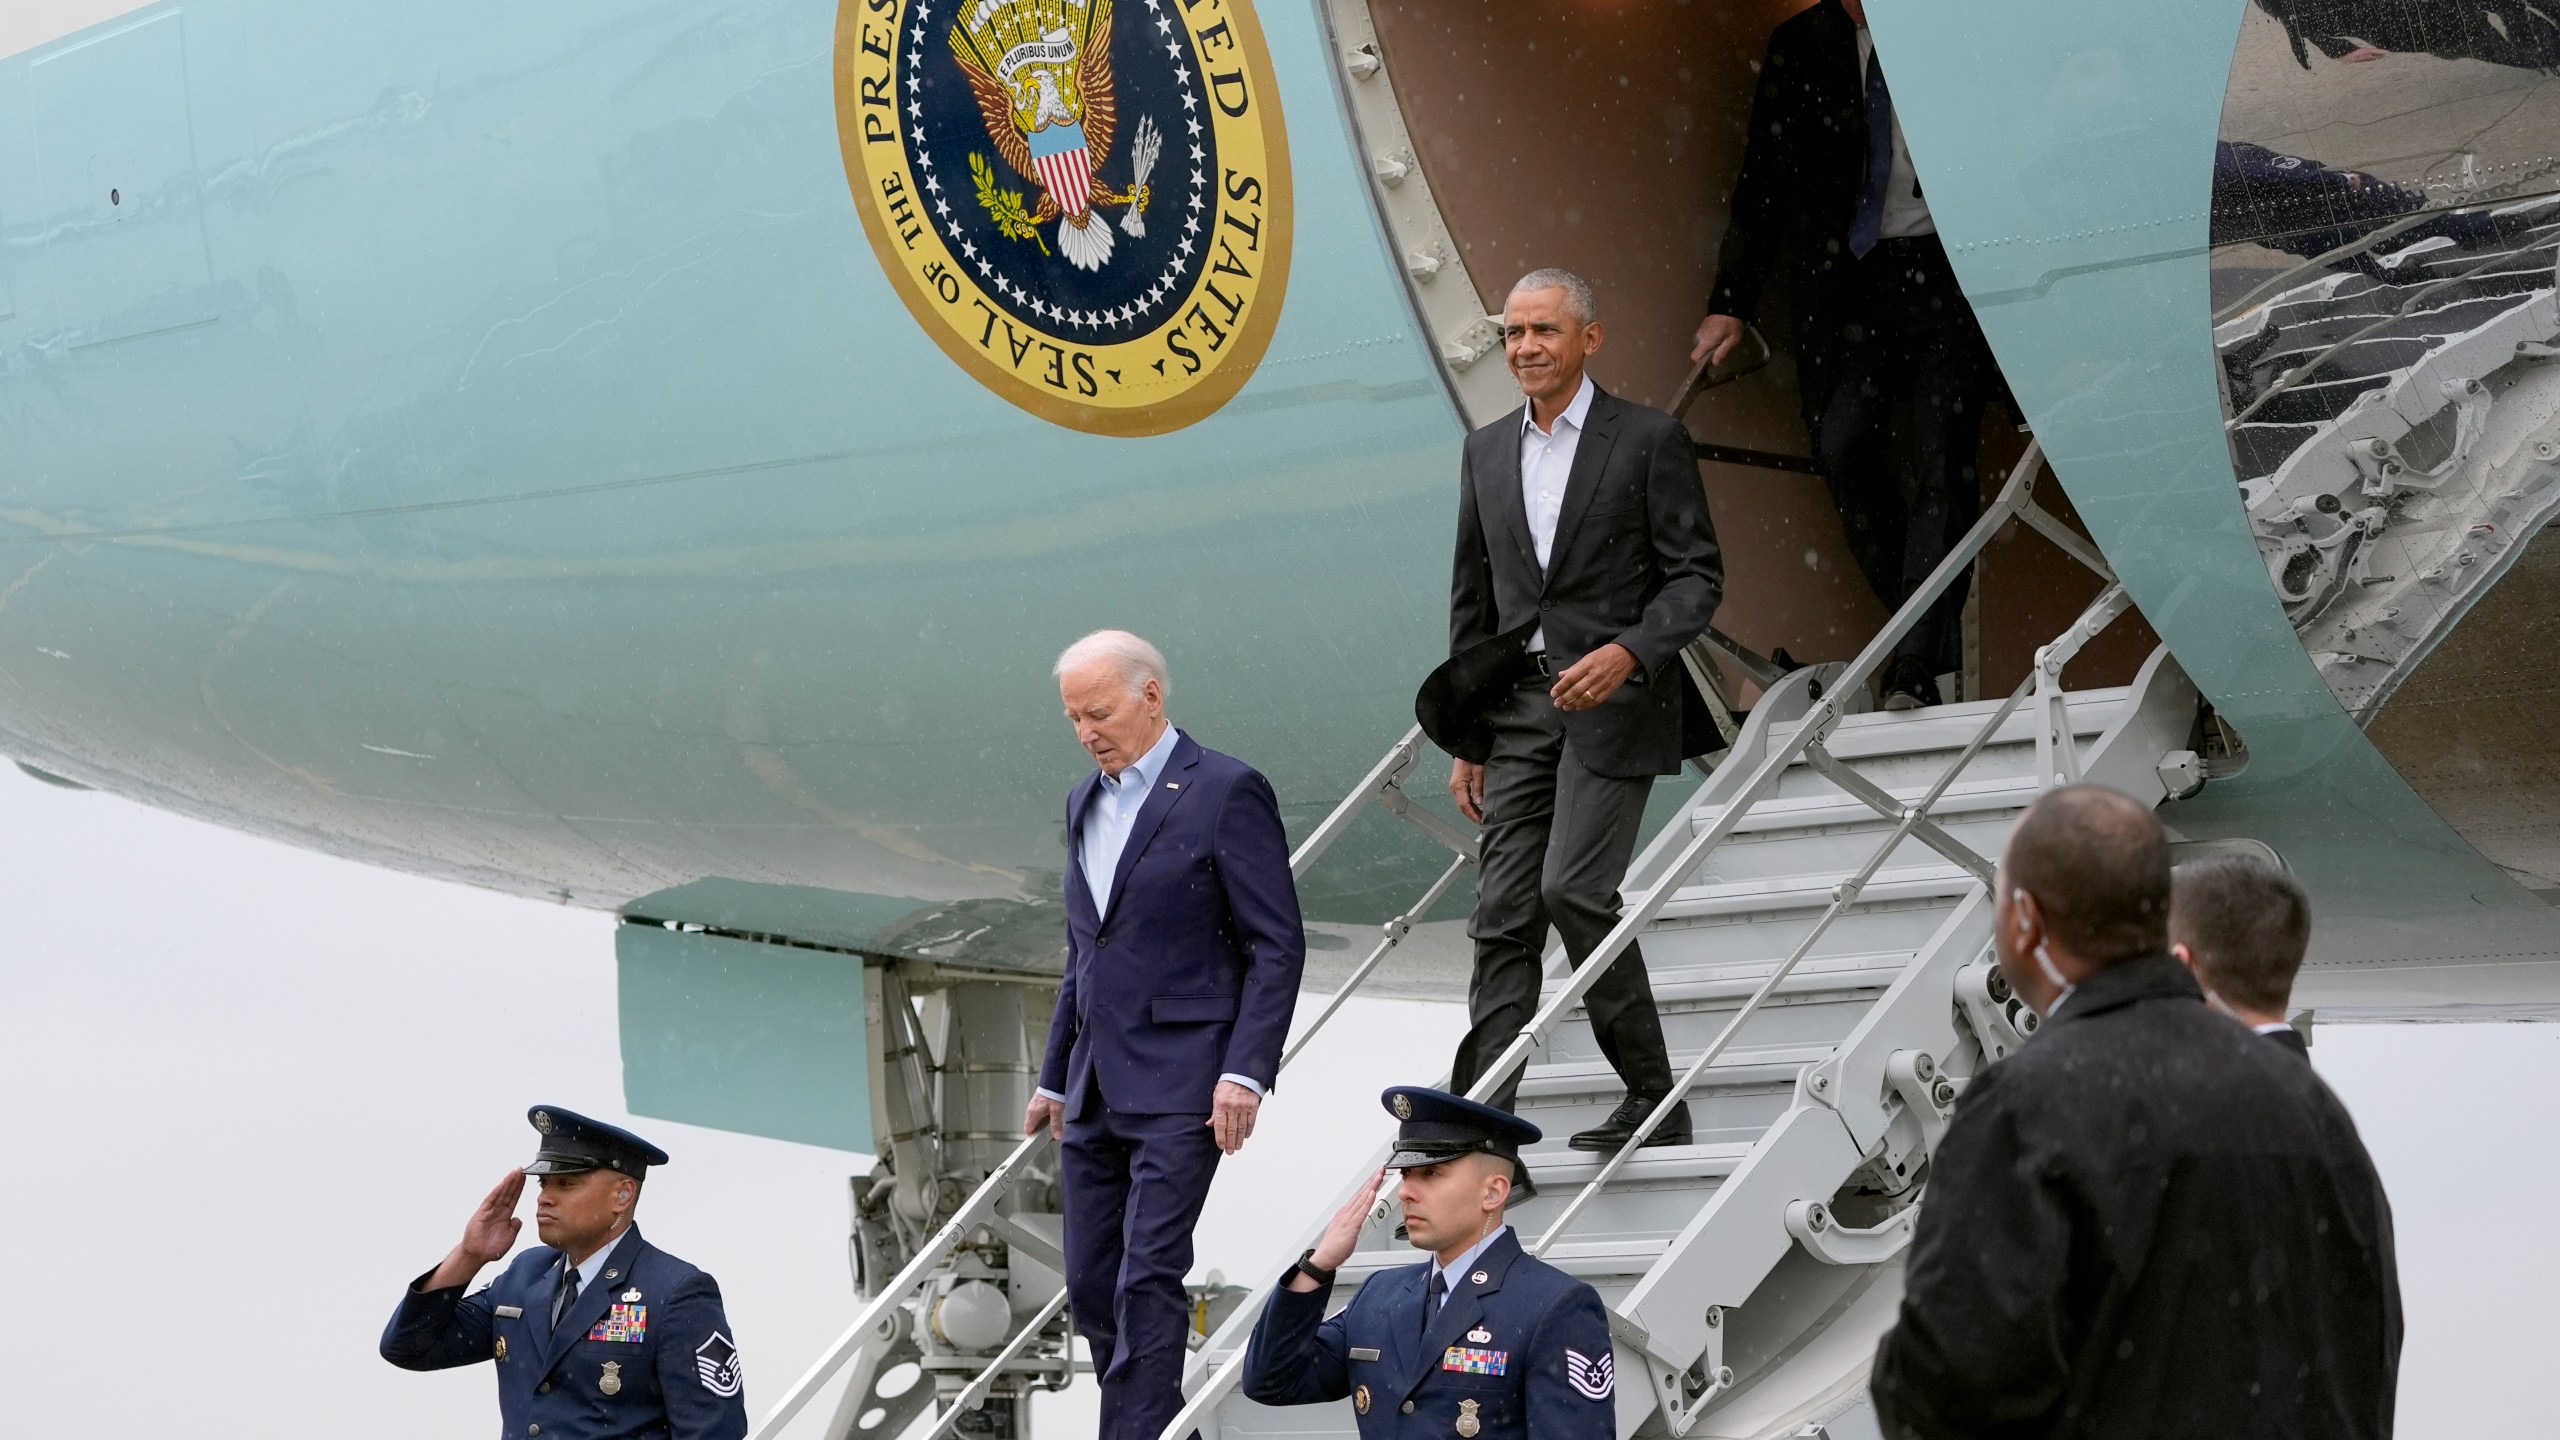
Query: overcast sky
1 767 2550 1437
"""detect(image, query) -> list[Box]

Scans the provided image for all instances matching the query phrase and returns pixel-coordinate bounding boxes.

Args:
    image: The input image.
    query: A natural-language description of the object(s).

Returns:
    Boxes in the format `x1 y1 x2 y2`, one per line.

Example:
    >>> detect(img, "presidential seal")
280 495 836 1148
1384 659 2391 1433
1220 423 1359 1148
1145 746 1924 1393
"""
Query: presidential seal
836 0 1293 435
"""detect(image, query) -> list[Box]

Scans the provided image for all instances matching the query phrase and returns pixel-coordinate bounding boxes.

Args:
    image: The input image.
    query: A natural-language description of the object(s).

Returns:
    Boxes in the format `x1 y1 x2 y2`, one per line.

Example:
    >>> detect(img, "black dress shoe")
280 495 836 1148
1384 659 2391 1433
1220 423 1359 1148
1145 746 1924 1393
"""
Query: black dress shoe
1879 655 1943 712
1568 1095 1693 1152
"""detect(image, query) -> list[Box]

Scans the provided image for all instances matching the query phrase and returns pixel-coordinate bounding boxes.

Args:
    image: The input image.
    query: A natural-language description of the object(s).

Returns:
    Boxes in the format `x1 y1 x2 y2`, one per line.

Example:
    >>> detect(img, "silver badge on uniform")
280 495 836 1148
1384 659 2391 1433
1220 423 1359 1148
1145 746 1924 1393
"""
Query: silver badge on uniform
1467 1326 1492 1344
623 1288 642 1302
1456 1398 1483 1437
600 1360 623 1396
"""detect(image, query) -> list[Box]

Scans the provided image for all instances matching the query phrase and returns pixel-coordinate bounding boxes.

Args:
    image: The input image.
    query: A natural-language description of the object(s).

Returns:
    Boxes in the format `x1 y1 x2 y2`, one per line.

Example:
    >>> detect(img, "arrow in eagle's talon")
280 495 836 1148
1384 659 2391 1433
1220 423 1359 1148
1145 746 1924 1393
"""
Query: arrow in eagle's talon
1123 115 1163 238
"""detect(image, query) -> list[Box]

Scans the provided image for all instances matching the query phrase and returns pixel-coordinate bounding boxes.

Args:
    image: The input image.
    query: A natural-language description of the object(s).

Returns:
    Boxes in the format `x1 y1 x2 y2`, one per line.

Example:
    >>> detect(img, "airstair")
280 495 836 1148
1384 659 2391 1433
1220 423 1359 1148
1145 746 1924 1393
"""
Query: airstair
742 443 2211 1440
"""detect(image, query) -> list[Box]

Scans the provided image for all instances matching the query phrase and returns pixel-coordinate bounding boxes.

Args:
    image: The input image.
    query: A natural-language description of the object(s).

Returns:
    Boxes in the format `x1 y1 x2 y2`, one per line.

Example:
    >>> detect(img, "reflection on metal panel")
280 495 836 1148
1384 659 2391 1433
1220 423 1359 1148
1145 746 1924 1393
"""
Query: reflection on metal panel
616 923 872 1153
2222 2 2560 228
28 9 214 345
2218 198 2560 717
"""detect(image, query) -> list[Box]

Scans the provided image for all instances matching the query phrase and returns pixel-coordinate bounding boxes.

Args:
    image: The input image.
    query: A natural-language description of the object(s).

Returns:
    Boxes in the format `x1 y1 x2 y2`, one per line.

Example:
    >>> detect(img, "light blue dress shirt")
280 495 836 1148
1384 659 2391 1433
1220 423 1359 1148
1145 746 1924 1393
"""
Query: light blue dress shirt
1430 1224 1514 1310
1037 721 1266 1104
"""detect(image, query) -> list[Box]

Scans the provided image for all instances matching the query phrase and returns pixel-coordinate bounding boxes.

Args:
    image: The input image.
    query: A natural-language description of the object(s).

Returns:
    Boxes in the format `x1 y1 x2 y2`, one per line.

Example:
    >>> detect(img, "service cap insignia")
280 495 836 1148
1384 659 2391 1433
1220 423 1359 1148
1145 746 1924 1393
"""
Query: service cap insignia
836 0 1293 434
1391 1092 1412 1120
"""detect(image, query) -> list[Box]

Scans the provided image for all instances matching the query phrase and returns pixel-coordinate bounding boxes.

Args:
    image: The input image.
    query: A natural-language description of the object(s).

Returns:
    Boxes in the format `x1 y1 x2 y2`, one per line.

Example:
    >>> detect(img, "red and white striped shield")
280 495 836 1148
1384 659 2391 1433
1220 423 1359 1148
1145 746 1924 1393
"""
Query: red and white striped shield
1032 142 1094 220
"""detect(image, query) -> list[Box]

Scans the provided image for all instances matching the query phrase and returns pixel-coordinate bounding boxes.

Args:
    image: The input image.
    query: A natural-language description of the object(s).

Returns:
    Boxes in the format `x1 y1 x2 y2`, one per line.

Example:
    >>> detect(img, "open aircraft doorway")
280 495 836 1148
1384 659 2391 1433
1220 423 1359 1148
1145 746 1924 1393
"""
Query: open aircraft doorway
1324 0 2157 716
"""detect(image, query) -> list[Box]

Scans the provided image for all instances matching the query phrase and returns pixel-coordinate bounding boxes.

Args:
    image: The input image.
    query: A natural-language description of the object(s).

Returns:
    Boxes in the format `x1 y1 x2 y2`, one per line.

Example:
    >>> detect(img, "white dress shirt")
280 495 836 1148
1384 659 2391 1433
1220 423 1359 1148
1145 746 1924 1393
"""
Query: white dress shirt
1519 374 1596 651
1038 721 1264 1104
1855 29 1936 240
552 1225 634 1327
1079 720 1181 921
1430 1224 1513 1310
2252 1021 2295 1036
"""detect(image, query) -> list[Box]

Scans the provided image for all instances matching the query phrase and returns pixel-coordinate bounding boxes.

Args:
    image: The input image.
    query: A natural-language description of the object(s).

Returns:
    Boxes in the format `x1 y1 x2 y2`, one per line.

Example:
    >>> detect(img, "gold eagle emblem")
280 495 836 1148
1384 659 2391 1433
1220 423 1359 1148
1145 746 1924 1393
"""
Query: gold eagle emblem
950 0 1157 270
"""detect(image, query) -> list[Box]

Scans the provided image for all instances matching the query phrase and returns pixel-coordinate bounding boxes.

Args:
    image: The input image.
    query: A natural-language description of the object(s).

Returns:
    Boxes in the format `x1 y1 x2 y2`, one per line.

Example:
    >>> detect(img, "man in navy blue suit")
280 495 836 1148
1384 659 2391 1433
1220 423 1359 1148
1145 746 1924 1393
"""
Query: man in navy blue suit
1026 628 1306 1440
381 1106 747 1440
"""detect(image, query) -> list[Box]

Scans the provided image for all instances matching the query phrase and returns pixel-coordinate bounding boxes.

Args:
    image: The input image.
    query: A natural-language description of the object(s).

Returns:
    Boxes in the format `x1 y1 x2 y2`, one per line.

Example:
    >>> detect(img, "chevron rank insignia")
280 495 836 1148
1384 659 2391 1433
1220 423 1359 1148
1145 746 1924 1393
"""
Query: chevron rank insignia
696 1331 743 1397
1566 1347 1614 1401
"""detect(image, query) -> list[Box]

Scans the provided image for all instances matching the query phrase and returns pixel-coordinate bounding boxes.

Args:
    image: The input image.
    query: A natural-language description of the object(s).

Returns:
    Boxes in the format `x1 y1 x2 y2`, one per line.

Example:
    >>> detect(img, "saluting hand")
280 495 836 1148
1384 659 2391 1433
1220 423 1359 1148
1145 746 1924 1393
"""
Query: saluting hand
422 1168 525 1291
1290 1169 1384 1290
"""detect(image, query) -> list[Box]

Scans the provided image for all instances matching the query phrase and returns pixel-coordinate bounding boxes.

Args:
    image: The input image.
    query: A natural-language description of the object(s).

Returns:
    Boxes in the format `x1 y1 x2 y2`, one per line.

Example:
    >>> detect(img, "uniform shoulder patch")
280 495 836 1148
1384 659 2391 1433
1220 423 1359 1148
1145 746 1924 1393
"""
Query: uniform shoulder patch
695 1331 743 1398
1565 1347 1613 1401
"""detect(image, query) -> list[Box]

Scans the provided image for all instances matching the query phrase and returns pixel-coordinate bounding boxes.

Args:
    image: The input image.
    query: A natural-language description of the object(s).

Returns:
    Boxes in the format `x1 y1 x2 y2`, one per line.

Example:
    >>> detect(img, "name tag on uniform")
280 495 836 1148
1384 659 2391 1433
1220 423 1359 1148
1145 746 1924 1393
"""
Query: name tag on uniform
493 1306 524 1318
587 1303 649 1342
1443 1346 1509 1376
1349 1347 1381 1362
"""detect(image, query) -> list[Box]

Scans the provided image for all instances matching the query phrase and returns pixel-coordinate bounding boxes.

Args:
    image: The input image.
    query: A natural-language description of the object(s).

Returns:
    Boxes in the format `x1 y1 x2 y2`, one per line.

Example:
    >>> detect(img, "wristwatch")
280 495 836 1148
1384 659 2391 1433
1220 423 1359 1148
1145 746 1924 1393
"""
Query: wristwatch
1289 1248 1338 1286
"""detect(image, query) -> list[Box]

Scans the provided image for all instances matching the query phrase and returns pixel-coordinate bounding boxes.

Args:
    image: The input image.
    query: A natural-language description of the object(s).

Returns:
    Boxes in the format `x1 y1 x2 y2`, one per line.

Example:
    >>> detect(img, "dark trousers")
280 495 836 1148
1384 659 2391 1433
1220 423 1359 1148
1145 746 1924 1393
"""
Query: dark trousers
1061 1100 1221 1440
1450 682 1675 1111
1813 235 1996 676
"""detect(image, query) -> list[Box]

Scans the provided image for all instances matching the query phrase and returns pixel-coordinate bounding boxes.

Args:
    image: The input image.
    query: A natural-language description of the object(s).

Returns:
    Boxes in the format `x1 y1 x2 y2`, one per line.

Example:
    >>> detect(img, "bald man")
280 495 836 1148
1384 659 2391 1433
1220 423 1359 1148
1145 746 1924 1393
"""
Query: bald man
1871 786 2400 1440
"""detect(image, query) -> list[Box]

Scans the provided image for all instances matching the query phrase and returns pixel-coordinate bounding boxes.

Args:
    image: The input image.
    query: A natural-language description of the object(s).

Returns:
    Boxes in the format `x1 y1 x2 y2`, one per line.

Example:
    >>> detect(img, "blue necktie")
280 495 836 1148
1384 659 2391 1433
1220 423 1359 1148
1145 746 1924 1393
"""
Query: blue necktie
1850 47 1894 259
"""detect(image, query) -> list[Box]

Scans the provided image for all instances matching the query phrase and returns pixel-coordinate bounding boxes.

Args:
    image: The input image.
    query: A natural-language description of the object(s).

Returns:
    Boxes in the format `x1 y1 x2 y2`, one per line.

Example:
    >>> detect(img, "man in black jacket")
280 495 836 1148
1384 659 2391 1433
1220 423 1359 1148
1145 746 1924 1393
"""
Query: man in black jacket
1432 268 1722 1151
1693 0 1995 709
1871 788 2401 1438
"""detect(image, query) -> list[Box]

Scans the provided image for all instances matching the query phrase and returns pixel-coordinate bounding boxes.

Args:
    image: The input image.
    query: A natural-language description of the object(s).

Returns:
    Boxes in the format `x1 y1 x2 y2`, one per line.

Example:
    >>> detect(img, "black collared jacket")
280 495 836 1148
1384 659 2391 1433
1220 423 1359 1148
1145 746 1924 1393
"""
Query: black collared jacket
1872 953 2401 1439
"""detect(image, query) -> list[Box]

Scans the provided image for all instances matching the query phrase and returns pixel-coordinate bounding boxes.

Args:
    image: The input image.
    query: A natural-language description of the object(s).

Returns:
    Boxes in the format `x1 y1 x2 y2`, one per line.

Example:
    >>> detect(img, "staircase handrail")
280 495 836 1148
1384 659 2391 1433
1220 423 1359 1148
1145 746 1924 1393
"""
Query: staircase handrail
745 723 1477 1440
1152 438 2127 1440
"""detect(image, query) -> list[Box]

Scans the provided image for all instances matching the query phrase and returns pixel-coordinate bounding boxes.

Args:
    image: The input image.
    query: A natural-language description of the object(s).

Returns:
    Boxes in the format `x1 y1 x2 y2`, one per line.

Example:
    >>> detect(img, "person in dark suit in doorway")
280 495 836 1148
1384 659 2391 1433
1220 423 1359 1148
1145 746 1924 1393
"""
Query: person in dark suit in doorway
2171 853 2316 1056
1694 0 1998 710
1431 269 1723 1152
1025 628 1305 1440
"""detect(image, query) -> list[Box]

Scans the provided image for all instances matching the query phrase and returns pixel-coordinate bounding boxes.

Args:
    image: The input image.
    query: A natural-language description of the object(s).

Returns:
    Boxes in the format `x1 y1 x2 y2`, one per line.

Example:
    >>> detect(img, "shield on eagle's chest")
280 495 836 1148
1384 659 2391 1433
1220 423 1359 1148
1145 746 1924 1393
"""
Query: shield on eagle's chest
1028 123 1094 219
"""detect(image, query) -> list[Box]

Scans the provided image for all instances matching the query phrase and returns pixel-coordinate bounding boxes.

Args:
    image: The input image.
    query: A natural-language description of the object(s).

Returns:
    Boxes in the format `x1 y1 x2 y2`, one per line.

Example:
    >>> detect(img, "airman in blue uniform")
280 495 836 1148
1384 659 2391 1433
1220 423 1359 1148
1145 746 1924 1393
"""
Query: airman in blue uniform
381 1107 748 1440
1243 1088 1618 1440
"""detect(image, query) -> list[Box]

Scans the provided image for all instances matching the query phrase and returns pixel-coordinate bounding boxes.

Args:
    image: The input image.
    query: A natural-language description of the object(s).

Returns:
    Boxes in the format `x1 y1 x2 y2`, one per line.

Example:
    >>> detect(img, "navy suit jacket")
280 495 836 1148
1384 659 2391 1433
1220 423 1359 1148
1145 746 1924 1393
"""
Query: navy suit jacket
1039 729 1305 1116
1242 1228 1618 1440
380 1227 747 1440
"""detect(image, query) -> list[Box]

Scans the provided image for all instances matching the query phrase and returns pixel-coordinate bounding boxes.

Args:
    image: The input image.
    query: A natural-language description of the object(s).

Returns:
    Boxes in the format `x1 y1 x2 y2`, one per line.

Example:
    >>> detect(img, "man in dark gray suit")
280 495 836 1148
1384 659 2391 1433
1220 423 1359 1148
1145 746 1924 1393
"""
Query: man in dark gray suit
1434 268 1724 1151
2171 853 2315 1057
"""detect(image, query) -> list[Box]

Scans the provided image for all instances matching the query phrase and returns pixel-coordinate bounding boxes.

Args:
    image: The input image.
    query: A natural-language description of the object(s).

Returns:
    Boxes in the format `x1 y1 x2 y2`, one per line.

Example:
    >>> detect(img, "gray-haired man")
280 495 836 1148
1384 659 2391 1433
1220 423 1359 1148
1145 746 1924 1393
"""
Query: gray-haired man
1428 270 1725 1151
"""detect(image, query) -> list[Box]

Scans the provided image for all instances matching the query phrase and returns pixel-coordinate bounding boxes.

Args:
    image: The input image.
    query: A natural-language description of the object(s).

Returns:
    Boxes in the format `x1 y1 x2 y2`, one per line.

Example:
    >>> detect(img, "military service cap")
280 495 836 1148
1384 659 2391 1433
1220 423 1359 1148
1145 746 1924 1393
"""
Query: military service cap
523 1105 669 1180
1381 1087 1541 1189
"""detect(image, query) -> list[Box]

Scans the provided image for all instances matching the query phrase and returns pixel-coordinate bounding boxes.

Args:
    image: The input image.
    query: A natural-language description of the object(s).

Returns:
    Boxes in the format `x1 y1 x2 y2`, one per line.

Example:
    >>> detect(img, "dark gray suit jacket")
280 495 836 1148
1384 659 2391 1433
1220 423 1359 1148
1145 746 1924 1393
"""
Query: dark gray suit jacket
1449 385 1723 777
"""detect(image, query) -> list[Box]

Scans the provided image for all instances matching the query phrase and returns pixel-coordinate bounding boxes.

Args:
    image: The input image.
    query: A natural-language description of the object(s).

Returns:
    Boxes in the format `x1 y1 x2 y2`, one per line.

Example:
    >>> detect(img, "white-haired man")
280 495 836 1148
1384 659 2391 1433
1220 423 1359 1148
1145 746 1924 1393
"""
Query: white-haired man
1026 629 1305 1440
1421 269 1724 1152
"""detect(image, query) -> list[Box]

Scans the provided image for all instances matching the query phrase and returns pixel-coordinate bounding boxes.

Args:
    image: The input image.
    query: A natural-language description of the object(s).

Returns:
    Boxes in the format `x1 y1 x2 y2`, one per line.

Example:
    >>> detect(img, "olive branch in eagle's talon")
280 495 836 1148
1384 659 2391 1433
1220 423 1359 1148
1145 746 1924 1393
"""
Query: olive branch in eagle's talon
972 152 1050 255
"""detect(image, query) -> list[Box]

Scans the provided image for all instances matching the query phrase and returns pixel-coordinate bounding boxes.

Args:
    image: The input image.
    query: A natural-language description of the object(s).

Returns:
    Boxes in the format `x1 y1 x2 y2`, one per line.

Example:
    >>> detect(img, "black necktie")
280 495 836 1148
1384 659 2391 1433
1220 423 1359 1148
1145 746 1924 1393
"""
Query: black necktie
553 1260 582 1329
1424 1270 1447 1340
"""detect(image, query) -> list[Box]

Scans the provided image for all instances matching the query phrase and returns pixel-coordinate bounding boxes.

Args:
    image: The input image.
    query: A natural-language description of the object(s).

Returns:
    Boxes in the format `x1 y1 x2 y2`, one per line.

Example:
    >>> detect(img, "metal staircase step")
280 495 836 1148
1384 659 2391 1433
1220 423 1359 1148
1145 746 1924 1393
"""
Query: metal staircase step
1520 1141 1754 1188
1690 774 2040 836
1767 687 2127 761
1516 1046 1832 1101
1656 863 1980 920
1546 958 1908 1014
